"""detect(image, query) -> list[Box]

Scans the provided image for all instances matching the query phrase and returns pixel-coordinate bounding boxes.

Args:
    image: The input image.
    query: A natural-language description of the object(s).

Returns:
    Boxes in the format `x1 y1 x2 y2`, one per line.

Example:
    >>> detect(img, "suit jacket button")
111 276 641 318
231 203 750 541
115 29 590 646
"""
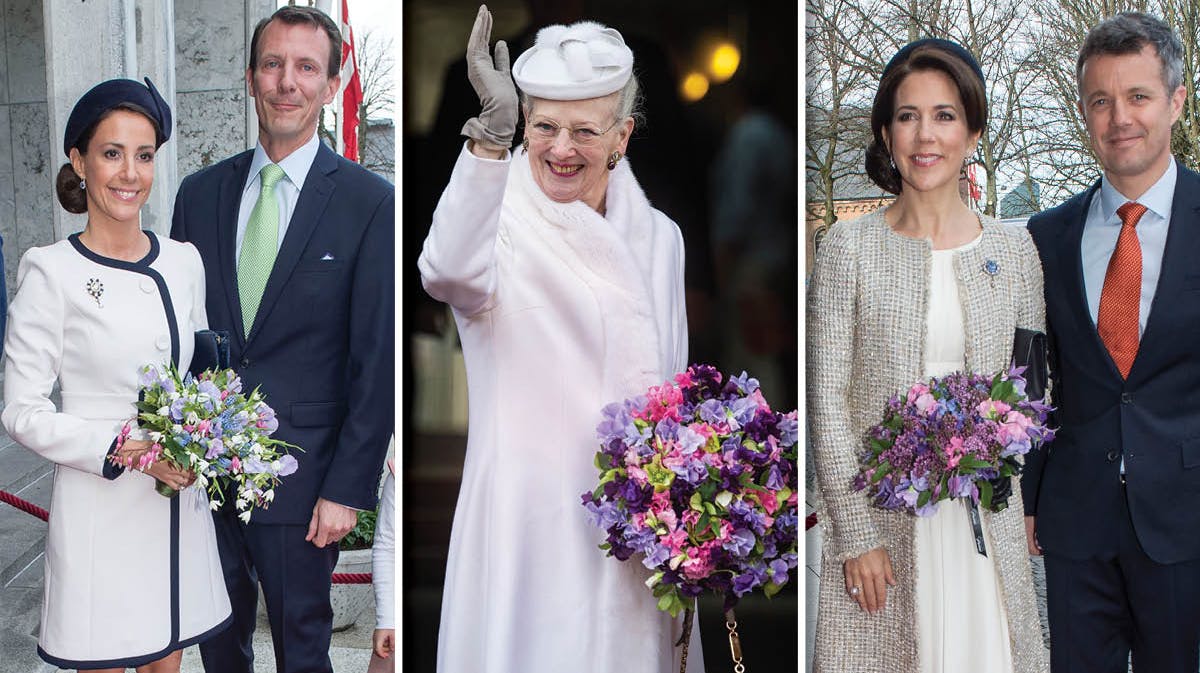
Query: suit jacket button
240 358 250 368
140 278 155 293
1106 450 1120 462
1121 392 1133 404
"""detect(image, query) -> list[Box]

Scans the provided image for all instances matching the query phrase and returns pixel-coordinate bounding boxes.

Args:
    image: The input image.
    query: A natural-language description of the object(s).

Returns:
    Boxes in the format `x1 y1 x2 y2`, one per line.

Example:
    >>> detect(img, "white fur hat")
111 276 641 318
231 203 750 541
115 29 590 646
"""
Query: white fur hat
511 21 634 100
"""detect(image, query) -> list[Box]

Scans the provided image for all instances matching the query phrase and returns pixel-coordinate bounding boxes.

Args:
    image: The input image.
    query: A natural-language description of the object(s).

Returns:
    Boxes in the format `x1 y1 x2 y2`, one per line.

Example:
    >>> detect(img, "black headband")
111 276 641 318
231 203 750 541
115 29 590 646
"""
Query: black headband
63 77 173 156
882 38 985 87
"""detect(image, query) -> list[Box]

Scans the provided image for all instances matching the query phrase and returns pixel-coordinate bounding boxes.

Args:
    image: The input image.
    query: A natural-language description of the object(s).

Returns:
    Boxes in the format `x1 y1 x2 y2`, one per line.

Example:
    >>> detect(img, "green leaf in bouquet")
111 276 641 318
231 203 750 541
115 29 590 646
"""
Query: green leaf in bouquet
689 491 704 512
705 434 721 453
715 490 734 509
652 581 672 598
593 452 609 470
645 571 664 589
991 379 1016 403
979 479 993 510
703 502 716 515
958 455 993 471
697 481 718 502
871 461 892 483
658 592 684 617
764 581 783 599
916 489 931 508
599 542 612 551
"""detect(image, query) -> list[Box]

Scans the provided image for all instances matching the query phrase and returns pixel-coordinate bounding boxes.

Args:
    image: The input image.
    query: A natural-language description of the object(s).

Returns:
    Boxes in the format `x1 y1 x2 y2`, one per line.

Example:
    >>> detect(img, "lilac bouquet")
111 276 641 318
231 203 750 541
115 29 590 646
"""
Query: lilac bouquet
116 363 299 522
854 367 1053 516
581 364 799 619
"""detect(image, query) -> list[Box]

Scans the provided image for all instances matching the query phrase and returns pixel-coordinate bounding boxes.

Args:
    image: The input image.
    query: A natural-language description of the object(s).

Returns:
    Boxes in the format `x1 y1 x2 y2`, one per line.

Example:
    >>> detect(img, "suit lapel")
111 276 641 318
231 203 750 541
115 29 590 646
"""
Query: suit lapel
220 151 254 347
1056 181 1122 378
245 143 337 343
1130 164 1200 381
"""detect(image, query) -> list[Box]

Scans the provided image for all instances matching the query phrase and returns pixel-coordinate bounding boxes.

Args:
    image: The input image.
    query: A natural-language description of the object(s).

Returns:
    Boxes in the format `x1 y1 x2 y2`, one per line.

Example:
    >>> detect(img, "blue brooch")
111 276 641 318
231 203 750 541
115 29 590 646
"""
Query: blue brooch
85 278 104 308
983 259 1000 276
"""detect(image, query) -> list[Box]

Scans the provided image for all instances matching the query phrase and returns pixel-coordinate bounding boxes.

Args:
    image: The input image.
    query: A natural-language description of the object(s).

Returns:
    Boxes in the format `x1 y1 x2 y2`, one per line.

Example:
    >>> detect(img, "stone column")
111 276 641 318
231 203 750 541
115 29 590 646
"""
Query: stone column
0 0 51 296
44 0 178 239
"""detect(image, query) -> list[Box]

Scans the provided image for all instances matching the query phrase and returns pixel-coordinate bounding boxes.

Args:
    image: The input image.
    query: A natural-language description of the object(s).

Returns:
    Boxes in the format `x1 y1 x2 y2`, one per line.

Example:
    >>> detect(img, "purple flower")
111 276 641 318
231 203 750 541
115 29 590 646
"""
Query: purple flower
139 366 160 388
723 528 756 558
730 398 760 427
169 397 187 421
584 499 623 530
677 425 706 453
204 438 225 460
730 371 760 395
642 543 671 569
654 417 681 443
273 454 298 476
697 398 727 425
777 416 799 447
732 563 767 597
768 558 791 585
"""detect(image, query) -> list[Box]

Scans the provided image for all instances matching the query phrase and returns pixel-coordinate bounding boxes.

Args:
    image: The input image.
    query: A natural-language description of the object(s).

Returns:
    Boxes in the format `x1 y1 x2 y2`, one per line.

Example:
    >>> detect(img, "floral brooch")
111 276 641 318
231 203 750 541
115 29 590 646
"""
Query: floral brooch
86 278 104 308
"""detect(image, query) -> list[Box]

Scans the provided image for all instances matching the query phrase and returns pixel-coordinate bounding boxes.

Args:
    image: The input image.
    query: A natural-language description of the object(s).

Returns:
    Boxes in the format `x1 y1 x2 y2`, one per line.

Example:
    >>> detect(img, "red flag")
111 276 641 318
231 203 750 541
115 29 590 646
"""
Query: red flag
967 163 982 205
339 0 364 162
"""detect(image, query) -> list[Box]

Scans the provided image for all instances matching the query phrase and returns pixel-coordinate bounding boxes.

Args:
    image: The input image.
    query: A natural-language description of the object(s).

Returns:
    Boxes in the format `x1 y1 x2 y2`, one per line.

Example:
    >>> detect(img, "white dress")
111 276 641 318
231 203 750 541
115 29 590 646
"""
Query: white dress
2 232 231 669
914 238 1014 673
420 144 702 673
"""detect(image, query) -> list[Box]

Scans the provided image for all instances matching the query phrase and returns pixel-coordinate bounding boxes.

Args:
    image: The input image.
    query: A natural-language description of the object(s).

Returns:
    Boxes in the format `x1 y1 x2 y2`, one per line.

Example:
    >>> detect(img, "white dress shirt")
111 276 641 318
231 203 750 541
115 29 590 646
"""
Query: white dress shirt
235 132 321 264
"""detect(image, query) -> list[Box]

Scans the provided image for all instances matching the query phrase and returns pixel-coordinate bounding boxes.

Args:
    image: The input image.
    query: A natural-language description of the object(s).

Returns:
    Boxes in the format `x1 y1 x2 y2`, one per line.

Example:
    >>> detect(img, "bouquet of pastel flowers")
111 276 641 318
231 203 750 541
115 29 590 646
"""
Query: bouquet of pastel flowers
581 364 799 623
854 366 1054 517
116 363 298 522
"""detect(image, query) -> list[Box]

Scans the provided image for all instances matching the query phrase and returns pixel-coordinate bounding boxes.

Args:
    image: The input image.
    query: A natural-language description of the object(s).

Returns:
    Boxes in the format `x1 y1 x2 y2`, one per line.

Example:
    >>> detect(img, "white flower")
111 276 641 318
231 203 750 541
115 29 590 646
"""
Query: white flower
238 509 252 524
158 406 170 416
264 490 275 502
210 500 220 511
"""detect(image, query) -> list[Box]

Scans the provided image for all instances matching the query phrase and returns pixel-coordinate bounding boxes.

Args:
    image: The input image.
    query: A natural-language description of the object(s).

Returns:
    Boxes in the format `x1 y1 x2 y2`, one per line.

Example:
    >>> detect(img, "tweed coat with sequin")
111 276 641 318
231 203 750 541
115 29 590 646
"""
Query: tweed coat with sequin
807 208 1050 673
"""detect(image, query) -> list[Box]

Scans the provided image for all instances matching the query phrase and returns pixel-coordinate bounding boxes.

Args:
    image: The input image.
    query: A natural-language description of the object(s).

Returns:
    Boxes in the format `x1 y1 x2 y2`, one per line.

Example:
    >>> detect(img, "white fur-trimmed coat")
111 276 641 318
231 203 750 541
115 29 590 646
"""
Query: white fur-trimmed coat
420 144 701 673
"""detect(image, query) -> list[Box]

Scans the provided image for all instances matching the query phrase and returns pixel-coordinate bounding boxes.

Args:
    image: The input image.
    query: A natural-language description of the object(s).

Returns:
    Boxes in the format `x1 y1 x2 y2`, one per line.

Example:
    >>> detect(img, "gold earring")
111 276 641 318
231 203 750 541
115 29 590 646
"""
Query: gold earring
521 138 529 154
607 151 622 171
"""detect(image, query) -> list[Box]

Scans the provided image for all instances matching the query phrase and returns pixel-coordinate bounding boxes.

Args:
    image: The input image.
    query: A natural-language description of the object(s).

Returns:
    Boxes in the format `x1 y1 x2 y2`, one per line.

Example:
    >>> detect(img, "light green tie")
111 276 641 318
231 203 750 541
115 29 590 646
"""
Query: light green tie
238 163 286 335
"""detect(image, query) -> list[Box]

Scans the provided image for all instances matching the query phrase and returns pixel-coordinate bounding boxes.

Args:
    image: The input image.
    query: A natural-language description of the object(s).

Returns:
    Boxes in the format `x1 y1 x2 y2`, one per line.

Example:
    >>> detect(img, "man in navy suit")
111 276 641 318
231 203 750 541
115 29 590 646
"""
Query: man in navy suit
1022 12 1200 673
171 6 394 672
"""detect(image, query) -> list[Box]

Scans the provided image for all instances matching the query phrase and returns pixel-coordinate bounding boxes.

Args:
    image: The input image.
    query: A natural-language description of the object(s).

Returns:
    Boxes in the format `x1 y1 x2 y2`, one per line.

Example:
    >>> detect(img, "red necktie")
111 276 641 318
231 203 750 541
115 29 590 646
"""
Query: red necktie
1097 201 1147 379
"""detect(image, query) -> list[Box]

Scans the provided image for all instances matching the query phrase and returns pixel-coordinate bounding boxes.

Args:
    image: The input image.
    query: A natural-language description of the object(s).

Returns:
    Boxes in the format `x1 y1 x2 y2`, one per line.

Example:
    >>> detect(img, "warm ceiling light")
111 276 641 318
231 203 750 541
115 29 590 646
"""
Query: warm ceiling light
709 43 740 82
681 72 710 102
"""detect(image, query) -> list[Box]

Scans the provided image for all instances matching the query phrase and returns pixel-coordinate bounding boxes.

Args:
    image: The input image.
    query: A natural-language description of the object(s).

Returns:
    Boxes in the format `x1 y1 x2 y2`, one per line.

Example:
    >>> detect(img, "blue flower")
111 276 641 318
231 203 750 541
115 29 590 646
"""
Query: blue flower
697 398 727 425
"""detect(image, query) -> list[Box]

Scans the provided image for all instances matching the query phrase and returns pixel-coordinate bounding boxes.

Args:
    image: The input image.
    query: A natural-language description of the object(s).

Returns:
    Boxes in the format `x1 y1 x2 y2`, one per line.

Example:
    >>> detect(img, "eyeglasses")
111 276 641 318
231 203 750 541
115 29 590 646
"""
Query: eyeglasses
526 118 620 147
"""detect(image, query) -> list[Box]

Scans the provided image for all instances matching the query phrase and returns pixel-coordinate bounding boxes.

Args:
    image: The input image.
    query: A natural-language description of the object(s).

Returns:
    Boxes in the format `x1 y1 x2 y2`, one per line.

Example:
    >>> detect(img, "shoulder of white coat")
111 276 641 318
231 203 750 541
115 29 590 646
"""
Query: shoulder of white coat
650 207 685 251
16 239 72 276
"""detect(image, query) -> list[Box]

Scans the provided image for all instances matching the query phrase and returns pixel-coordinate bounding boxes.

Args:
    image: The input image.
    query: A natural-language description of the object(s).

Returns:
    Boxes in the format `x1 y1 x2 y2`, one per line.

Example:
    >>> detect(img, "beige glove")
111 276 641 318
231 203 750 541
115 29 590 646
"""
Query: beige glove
461 4 518 149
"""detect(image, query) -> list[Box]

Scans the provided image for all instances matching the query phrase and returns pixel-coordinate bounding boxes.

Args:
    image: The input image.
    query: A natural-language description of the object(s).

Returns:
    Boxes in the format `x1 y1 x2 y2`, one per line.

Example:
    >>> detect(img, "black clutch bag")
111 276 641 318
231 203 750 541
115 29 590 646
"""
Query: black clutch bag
190 329 231 376
1013 327 1048 402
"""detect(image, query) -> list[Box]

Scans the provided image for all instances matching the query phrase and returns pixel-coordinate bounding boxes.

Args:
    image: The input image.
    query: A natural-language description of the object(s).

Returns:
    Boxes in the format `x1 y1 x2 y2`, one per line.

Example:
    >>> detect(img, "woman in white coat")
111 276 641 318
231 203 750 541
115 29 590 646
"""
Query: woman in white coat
419 7 702 673
1 78 231 671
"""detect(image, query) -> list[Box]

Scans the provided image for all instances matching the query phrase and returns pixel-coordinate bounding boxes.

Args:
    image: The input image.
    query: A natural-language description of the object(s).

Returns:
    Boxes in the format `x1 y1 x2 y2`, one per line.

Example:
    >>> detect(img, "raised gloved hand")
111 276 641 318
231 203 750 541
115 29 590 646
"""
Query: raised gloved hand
461 4 518 150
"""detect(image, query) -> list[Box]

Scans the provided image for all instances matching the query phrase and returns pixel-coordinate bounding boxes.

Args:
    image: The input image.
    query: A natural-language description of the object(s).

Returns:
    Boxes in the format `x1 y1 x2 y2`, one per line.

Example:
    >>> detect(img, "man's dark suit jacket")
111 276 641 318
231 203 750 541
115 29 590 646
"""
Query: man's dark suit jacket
171 142 394 524
1022 162 1200 565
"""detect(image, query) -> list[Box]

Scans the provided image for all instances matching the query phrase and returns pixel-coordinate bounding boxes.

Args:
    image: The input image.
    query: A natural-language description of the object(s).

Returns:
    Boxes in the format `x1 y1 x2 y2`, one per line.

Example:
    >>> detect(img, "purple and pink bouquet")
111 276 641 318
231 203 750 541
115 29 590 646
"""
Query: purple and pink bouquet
854 367 1053 516
116 363 299 523
581 364 799 618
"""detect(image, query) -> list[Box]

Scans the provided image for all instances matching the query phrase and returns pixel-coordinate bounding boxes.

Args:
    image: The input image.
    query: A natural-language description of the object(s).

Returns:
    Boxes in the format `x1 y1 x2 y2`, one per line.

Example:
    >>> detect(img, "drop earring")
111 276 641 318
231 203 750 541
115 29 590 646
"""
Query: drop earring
521 138 529 154
607 151 622 171
79 177 86 190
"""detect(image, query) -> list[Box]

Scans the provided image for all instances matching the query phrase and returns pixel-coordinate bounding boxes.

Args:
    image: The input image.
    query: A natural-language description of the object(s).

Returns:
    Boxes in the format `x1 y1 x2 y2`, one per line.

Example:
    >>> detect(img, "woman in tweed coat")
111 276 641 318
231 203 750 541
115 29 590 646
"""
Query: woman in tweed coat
808 40 1049 672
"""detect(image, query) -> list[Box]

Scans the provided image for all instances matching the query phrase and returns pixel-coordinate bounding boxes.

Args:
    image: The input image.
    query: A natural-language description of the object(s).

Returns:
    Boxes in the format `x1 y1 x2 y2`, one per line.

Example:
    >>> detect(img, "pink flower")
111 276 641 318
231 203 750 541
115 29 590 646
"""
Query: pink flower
908 383 930 400
663 527 689 554
627 465 649 485
915 393 937 415
976 399 1012 419
681 548 715 580
749 389 772 412
674 371 694 388
644 384 684 423
944 436 965 469
760 490 779 515
717 518 734 542
230 456 241 472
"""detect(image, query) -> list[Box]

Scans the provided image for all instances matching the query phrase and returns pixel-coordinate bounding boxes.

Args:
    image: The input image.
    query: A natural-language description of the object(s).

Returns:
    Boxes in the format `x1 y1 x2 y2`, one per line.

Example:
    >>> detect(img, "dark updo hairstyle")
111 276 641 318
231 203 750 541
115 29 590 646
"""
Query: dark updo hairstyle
865 42 988 195
55 102 162 214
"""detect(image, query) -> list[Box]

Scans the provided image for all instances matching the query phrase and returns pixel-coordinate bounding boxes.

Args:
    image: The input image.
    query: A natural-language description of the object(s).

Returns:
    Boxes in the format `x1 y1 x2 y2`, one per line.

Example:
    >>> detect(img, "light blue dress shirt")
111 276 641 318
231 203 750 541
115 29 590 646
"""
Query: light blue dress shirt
235 132 321 265
1081 157 1177 337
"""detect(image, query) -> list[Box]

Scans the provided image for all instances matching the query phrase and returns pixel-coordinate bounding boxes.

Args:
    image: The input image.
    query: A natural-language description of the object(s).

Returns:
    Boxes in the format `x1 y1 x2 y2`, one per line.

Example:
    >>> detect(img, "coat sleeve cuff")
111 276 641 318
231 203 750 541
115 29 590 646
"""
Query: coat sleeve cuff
102 437 125 480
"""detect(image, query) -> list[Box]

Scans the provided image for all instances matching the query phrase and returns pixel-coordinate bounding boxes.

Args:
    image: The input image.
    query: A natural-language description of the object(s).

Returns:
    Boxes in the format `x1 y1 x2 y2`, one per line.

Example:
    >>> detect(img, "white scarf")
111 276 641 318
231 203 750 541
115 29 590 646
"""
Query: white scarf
505 149 673 399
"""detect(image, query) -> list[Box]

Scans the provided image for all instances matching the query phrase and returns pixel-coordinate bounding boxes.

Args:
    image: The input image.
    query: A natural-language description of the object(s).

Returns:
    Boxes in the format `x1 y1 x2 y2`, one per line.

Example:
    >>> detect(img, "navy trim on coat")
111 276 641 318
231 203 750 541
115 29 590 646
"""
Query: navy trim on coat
36 613 233 670
52 231 215 668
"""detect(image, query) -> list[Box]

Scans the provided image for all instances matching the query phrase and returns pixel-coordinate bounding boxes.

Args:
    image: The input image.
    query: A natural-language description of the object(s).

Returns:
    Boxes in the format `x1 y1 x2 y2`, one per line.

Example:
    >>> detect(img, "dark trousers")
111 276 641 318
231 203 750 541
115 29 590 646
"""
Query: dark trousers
199 508 340 673
1044 488 1200 673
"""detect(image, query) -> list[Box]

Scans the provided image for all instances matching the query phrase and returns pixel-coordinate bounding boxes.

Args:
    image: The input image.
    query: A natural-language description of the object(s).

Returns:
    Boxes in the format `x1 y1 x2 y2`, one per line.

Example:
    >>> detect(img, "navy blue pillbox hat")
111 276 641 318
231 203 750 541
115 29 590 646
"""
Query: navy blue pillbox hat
63 77 172 156
882 38 985 87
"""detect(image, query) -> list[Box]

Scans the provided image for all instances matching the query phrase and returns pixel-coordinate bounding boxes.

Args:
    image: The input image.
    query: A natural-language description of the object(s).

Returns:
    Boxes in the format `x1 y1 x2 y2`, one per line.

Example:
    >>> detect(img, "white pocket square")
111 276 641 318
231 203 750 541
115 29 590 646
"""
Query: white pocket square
320 253 335 261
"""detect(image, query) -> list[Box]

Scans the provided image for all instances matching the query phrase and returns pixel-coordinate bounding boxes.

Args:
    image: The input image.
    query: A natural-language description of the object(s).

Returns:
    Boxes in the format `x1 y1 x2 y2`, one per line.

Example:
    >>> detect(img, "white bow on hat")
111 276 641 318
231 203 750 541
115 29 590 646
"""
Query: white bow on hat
512 21 634 101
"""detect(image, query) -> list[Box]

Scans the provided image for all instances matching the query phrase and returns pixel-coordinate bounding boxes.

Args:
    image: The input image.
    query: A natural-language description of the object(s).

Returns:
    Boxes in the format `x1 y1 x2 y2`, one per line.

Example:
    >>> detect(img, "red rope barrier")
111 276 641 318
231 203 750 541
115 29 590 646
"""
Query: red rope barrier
0 489 49 522
331 572 373 584
2 488 371 584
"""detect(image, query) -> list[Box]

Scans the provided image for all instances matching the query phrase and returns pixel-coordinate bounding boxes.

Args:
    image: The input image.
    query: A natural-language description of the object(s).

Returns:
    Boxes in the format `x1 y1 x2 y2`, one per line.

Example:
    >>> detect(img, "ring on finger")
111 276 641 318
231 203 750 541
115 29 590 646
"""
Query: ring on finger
849 585 862 596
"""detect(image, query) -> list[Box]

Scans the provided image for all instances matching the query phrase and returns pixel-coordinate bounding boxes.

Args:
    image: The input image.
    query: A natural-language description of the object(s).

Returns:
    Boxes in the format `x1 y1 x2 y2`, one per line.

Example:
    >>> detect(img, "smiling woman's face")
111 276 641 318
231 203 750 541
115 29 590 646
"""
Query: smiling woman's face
524 93 633 213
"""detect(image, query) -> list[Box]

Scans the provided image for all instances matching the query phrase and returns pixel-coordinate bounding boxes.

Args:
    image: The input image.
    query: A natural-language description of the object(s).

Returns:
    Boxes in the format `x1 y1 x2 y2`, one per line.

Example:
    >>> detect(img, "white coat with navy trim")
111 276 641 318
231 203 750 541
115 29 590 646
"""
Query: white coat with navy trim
2 231 231 668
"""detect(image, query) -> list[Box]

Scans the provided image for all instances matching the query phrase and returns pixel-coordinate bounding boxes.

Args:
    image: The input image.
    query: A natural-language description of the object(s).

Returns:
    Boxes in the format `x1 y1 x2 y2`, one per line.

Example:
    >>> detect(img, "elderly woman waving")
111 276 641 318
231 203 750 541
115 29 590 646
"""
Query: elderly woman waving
419 5 701 673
